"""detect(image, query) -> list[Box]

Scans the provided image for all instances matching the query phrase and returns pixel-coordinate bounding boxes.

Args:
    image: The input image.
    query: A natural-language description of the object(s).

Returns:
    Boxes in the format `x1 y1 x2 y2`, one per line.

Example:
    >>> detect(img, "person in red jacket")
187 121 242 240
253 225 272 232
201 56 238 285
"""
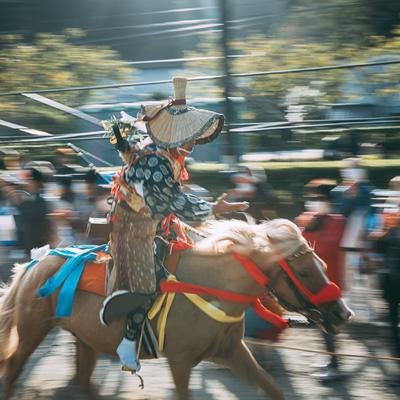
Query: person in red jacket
295 179 347 381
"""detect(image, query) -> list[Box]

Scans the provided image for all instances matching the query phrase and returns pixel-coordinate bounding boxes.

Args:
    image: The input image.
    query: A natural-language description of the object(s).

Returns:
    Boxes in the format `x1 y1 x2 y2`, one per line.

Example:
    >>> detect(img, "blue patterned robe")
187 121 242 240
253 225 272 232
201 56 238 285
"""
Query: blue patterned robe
124 145 213 222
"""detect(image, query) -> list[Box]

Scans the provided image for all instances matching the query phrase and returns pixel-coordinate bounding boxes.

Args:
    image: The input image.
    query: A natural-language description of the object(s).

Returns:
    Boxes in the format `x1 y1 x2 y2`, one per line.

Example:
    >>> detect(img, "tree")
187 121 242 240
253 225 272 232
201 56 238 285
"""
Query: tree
183 34 351 120
183 24 400 152
279 0 400 49
0 29 134 133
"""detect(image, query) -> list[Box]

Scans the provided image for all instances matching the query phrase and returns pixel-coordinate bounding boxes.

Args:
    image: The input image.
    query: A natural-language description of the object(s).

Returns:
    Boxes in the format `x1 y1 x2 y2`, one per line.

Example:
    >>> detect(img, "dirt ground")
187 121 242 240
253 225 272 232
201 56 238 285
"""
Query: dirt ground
3 320 399 400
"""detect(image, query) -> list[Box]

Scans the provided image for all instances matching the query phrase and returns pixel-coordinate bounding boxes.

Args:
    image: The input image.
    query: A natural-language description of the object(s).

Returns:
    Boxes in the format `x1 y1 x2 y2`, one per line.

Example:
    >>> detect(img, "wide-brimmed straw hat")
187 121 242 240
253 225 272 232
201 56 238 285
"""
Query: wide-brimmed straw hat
137 77 224 148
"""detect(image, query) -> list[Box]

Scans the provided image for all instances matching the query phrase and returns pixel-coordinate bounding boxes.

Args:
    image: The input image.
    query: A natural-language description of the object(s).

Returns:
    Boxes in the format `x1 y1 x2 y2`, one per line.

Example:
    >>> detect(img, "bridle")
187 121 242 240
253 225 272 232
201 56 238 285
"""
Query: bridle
233 242 341 316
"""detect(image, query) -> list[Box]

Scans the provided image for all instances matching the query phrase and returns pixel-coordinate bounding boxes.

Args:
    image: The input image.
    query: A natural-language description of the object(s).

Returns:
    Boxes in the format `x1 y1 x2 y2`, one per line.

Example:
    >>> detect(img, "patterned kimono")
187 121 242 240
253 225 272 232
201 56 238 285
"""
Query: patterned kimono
131 146 213 221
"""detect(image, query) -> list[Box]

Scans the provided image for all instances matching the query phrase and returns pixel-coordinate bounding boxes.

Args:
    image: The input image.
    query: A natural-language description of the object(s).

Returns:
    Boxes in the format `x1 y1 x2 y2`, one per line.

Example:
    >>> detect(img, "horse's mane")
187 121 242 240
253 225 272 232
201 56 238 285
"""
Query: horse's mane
192 218 308 258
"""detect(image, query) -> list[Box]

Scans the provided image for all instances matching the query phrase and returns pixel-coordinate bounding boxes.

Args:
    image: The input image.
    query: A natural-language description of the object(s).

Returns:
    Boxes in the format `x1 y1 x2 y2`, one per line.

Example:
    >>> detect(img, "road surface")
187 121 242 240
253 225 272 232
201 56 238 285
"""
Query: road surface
5 322 400 400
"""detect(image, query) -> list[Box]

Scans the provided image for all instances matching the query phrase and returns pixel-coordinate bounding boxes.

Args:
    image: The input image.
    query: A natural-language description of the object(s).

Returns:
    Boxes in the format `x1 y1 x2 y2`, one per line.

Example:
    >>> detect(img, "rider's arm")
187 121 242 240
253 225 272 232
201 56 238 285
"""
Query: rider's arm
139 155 214 221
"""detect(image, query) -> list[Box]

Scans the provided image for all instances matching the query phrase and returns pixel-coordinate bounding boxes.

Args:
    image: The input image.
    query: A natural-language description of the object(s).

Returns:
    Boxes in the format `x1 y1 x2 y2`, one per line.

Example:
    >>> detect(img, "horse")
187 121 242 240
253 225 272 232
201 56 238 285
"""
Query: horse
0 218 352 400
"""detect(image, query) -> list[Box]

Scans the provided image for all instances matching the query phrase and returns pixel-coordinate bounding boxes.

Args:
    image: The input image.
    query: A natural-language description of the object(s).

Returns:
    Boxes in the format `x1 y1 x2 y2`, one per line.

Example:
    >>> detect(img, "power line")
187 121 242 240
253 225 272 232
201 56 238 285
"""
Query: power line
104 6 217 18
231 118 400 133
75 7 217 22
88 13 272 35
78 22 222 44
87 18 217 33
1 59 399 97
2 117 399 145
125 53 263 66
77 14 274 45
86 14 270 36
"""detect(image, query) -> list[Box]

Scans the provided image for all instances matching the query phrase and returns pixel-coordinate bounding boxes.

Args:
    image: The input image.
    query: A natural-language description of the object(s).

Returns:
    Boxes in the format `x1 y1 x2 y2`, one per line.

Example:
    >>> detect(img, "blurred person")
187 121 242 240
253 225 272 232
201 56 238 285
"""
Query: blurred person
226 166 278 220
0 175 22 280
74 169 110 244
53 168 109 245
332 158 372 221
295 179 347 381
332 158 374 319
79 169 110 219
227 166 258 201
368 178 400 371
1 167 55 259
102 77 249 372
52 169 79 247
250 167 279 220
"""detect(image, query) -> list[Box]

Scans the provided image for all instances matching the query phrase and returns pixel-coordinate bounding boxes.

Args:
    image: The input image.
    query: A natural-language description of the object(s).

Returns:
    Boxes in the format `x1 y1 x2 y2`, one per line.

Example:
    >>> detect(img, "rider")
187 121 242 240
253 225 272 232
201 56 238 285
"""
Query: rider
106 77 249 372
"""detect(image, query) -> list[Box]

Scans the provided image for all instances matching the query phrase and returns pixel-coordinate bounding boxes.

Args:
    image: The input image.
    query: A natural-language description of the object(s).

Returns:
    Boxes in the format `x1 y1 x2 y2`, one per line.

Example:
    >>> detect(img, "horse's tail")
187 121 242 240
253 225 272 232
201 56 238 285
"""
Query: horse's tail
0 263 28 365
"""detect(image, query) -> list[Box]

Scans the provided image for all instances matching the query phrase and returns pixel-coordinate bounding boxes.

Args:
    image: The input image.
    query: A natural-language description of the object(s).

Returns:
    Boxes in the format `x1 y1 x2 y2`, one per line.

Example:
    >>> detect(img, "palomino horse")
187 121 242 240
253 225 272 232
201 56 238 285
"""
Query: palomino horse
0 218 352 400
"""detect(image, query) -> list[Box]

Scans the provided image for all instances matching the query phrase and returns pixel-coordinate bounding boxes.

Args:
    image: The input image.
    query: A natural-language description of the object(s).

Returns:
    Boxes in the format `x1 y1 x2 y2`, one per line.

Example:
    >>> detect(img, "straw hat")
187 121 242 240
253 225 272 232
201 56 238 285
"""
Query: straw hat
137 77 224 148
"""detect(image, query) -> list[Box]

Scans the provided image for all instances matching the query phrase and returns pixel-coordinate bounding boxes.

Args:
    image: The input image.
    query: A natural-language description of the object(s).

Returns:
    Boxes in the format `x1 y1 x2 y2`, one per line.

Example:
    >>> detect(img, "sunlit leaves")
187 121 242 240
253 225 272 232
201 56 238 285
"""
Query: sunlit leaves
0 30 134 130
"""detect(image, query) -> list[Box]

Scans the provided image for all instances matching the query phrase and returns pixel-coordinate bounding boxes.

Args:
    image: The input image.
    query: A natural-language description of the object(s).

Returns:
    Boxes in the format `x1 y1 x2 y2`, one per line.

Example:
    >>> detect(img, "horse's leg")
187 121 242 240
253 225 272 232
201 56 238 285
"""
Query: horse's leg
75 338 98 400
221 340 284 400
167 354 193 400
2 321 52 399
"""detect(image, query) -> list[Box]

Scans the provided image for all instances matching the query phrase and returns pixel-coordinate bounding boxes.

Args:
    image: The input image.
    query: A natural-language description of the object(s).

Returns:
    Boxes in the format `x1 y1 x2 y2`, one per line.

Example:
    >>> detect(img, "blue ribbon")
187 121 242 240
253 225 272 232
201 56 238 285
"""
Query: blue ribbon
35 244 108 317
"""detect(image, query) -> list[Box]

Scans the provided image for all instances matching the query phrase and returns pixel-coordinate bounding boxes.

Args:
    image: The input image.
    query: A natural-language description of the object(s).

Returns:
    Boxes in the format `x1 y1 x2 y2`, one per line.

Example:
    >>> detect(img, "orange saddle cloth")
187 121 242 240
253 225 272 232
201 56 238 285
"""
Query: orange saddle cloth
77 251 108 297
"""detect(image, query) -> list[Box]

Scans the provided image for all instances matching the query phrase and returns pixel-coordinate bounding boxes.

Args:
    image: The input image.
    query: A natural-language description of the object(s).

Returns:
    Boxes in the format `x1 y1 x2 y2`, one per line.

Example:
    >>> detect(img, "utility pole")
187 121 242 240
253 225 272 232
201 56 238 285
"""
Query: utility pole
219 0 237 164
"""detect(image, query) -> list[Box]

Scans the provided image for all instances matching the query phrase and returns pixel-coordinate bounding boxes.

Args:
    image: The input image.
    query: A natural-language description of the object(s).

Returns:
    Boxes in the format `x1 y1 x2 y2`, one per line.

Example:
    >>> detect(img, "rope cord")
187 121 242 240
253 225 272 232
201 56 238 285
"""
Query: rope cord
246 338 400 362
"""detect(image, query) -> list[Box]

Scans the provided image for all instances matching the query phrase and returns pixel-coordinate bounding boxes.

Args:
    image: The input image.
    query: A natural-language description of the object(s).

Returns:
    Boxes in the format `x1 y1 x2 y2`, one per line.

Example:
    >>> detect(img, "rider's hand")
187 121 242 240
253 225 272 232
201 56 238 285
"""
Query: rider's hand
212 193 249 216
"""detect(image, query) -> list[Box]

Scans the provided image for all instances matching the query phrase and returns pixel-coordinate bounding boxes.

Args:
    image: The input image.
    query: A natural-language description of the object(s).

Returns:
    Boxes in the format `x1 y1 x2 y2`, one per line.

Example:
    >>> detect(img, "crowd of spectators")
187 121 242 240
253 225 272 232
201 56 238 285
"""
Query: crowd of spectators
0 160 109 270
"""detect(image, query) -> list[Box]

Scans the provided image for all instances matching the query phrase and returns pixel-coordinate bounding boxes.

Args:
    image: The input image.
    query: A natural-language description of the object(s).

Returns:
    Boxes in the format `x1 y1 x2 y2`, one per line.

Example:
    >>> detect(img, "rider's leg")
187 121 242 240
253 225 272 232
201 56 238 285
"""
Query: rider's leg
117 260 166 371
117 310 145 371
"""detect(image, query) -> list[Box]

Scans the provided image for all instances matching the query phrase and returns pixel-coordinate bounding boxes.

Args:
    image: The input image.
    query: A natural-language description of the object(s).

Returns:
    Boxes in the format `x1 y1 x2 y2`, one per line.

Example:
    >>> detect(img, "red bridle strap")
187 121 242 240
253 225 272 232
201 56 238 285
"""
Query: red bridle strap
277 258 341 307
160 277 288 330
232 252 269 287
309 282 341 307
232 252 287 329
253 298 288 330
233 250 341 308
160 279 257 304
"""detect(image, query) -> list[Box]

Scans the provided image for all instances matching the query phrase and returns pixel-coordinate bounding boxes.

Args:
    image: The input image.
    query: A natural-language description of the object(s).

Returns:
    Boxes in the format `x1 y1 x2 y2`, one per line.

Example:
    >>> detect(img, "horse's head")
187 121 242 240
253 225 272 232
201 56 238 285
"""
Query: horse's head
228 219 353 333
253 219 353 334
192 218 352 334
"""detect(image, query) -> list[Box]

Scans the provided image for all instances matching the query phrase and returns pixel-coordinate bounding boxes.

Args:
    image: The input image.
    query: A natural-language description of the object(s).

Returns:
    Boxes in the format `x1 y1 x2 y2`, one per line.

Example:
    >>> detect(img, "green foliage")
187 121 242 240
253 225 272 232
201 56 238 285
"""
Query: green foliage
182 34 224 98
0 30 134 131
280 0 400 48
183 18 400 152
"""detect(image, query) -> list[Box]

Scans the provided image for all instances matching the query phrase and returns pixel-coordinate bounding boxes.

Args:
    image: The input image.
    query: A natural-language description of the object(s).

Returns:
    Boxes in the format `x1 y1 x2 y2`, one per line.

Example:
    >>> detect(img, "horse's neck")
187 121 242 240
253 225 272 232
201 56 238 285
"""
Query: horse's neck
177 251 265 299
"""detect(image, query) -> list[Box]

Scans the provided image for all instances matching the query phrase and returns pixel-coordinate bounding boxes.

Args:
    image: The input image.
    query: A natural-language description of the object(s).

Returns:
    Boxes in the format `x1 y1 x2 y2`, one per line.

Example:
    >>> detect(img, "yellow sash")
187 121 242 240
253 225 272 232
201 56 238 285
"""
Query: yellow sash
148 275 244 351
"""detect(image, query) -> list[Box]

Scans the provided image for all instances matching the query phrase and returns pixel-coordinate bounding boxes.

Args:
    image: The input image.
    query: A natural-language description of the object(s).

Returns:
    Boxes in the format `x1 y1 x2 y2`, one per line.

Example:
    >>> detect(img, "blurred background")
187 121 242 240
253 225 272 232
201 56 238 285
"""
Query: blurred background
0 1 400 398
1 0 400 209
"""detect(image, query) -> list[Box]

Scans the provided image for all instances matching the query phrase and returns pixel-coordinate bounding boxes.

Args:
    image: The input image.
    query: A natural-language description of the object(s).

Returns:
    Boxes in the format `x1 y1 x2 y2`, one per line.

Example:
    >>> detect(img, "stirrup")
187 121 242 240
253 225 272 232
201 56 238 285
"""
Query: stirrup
122 364 140 373
121 366 145 389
